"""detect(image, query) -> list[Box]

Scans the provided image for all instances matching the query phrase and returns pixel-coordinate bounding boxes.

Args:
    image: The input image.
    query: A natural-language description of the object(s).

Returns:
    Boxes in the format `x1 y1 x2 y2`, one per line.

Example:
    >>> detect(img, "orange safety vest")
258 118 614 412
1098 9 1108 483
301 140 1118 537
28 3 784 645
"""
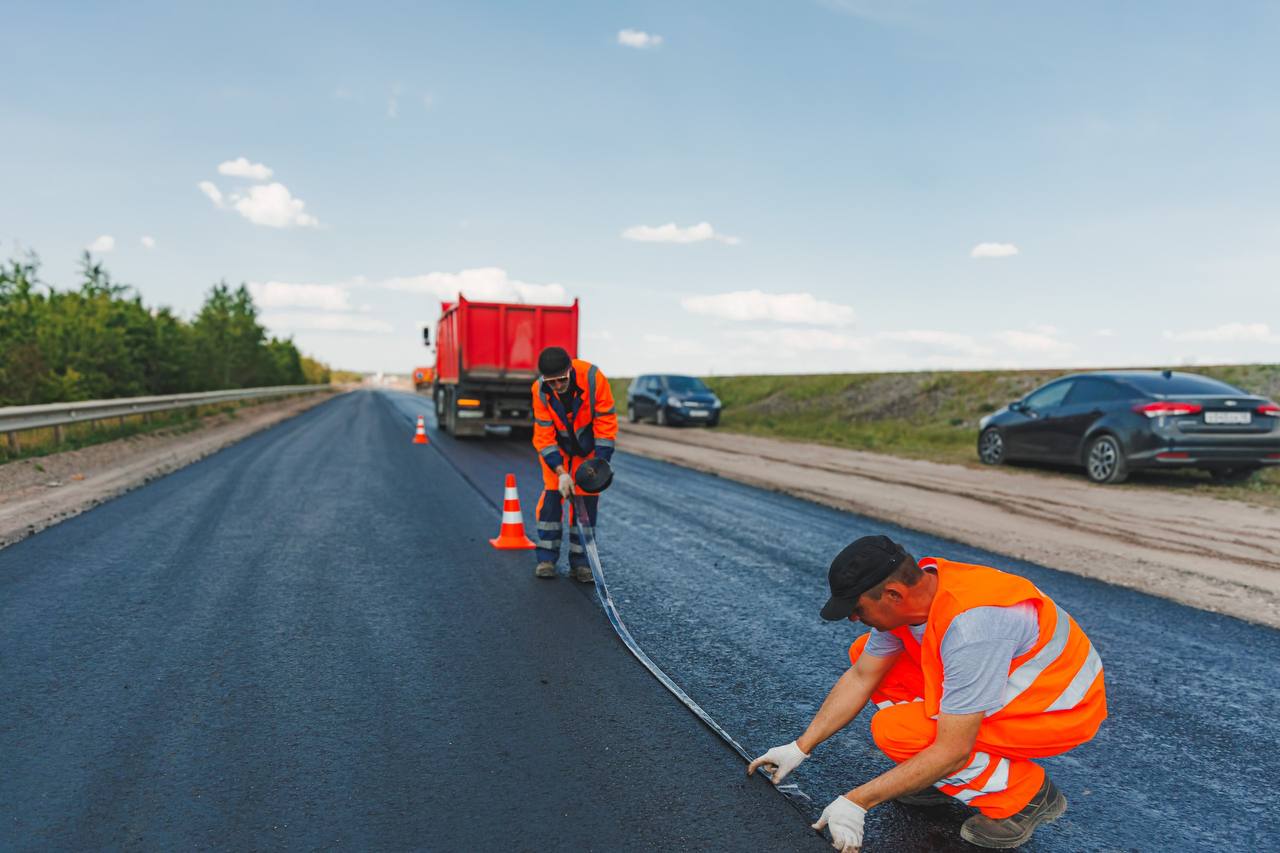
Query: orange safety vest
890 558 1106 754
531 359 617 466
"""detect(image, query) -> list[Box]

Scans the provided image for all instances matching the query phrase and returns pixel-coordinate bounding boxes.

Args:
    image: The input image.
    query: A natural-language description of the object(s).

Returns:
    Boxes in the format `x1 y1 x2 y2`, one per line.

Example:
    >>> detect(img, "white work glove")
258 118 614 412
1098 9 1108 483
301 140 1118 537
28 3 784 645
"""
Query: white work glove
746 740 809 784
812 797 866 853
557 472 574 498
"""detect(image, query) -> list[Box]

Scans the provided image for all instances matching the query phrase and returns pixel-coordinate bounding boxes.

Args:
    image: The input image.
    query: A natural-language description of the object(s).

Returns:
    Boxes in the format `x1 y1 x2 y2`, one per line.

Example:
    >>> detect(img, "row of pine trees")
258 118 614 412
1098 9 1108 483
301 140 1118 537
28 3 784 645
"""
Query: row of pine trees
0 252 331 407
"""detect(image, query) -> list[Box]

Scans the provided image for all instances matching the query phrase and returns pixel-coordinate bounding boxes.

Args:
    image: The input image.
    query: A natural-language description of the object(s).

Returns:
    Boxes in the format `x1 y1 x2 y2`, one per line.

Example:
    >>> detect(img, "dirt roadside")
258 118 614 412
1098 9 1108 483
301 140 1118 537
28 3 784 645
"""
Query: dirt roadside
620 422 1280 629
0 391 342 550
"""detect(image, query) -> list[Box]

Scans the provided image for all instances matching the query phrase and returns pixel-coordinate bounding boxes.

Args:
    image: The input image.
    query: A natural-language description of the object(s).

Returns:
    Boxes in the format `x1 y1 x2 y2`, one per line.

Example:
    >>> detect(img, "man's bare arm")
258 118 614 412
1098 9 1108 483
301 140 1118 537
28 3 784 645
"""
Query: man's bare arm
846 710 984 809
795 651 899 754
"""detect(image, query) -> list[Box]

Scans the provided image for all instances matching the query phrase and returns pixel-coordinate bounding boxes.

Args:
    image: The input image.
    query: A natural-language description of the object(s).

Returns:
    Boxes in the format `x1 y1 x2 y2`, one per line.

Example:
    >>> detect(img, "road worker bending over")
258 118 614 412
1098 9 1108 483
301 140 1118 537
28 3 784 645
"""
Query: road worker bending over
749 535 1106 851
531 346 617 582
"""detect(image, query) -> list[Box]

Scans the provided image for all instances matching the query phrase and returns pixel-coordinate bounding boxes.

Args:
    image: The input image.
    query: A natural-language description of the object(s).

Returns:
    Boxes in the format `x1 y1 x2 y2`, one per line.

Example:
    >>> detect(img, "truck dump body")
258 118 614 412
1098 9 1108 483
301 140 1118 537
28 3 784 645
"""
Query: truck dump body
433 295 579 436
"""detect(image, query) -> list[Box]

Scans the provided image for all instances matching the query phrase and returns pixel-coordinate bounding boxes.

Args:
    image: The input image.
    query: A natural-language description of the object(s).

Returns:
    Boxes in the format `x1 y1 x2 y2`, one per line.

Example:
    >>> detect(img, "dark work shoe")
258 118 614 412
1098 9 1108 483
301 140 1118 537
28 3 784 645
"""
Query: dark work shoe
571 564 594 583
895 786 954 807
959 777 1067 849
535 562 557 579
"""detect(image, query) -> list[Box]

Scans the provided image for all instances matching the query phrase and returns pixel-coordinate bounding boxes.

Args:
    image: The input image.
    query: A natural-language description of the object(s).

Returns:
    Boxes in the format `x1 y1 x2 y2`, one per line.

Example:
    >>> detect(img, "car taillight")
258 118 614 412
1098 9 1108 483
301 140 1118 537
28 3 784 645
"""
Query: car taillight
1134 401 1203 418
1258 402 1280 416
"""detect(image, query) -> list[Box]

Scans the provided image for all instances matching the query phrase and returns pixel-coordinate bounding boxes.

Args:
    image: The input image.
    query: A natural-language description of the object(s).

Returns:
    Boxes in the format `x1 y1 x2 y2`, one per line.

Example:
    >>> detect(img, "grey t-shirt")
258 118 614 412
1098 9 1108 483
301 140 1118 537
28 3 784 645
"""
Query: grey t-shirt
864 602 1039 715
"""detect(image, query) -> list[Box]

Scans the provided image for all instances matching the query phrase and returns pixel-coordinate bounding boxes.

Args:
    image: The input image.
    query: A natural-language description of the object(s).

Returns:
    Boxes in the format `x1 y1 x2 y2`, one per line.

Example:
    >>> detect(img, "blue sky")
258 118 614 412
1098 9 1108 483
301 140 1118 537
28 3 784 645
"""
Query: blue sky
3 0 1279 375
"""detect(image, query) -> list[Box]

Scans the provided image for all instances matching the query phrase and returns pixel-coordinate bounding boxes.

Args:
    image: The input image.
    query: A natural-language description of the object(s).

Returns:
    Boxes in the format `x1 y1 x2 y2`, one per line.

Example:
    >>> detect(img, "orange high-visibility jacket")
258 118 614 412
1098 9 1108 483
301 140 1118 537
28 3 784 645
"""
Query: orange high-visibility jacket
889 558 1107 754
531 359 617 471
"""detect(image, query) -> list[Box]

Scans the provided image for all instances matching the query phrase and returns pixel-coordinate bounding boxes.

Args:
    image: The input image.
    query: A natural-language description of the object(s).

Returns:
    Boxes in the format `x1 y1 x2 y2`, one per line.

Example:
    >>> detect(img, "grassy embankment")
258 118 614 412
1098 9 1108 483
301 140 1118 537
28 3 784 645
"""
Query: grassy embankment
611 365 1280 505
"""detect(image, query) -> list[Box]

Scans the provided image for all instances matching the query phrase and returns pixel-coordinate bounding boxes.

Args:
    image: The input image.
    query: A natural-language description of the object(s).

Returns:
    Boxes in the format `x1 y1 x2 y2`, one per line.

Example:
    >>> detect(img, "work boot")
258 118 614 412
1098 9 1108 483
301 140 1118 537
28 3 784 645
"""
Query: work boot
895 786 954 807
959 776 1066 849
534 561 557 579
571 564 594 584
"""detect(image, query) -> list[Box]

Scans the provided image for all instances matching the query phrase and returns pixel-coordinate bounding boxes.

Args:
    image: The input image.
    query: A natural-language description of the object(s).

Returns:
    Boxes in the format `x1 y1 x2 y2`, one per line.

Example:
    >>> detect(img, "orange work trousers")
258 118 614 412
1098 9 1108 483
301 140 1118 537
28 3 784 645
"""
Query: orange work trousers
851 633 1077 819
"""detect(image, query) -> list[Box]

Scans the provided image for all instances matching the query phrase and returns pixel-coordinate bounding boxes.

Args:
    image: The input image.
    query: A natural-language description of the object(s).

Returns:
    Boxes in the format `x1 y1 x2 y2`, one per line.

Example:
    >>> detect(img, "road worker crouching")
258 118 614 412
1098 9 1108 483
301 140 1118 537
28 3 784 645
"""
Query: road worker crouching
530 346 617 582
749 535 1106 851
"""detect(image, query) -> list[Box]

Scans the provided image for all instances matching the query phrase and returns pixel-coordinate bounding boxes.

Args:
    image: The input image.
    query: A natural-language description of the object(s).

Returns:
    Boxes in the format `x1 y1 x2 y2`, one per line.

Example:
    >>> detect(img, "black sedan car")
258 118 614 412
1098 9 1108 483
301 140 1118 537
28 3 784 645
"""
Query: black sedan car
977 370 1280 483
627 374 722 426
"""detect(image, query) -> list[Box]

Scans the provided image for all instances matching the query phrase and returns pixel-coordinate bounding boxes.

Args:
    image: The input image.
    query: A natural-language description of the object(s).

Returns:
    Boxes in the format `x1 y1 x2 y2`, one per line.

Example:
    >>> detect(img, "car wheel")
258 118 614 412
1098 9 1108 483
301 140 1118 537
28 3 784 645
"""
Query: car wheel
1210 466 1260 484
1085 434 1128 484
978 428 1005 465
627 404 638 424
656 407 668 427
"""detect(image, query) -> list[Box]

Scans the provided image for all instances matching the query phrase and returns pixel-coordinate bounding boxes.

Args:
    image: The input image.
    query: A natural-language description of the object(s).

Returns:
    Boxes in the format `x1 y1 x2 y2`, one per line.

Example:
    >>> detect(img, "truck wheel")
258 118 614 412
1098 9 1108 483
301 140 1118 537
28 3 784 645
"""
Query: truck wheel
442 388 457 436
627 404 638 424
656 407 667 427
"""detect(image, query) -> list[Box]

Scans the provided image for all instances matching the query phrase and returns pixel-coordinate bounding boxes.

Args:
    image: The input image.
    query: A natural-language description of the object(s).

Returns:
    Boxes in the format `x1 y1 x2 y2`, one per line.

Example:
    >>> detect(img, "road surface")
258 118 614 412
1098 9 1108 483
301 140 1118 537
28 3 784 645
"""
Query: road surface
3 390 1277 851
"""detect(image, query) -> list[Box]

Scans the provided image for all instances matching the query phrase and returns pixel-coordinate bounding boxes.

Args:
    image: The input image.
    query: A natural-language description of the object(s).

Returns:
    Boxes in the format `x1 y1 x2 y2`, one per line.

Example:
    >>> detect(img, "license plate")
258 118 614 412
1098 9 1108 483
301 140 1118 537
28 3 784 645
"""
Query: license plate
1205 411 1252 424
688 410 710 418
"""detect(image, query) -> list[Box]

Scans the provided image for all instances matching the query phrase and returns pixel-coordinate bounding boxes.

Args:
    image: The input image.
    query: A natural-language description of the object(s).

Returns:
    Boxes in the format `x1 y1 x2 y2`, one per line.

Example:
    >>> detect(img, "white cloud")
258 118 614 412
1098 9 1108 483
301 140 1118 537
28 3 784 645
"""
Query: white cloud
743 328 866 352
423 93 435 110
333 86 353 100
218 157 273 180
248 281 352 311
641 333 707 357
377 267 570 304
140 235 156 249
387 83 402 119
260 312 393 334
1094 328 1116 337
86 235 115 252
618 29 663 49
622 221 739 245
878 329 990 357
681 290 855 326
229 183 319 228
198 181 225 207
993 330 1073 353
970 242 1019 259
1162 322 1277 343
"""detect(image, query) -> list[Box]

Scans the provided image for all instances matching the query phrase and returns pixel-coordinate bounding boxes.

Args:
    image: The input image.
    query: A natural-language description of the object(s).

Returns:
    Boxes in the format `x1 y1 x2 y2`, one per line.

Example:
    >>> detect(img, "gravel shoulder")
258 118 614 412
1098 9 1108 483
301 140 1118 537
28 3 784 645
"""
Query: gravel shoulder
620 422 1280 628
0 392 342 549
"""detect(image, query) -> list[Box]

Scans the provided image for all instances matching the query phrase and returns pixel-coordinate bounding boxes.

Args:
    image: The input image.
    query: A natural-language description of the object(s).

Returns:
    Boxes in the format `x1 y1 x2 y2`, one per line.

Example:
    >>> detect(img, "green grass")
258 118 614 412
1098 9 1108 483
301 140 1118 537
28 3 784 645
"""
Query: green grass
611 365 1280 506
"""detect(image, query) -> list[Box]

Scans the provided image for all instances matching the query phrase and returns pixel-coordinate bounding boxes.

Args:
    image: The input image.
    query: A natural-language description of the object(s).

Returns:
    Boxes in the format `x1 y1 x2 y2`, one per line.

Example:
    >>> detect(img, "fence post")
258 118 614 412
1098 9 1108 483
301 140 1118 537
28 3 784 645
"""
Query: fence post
54 424 64 445
6 432 19 454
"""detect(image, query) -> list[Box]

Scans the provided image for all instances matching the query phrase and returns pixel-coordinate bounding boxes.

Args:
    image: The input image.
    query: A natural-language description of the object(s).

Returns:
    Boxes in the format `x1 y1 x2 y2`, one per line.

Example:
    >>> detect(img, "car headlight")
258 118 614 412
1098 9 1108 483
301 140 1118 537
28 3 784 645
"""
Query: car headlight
712 398 722 408
667 396 683 406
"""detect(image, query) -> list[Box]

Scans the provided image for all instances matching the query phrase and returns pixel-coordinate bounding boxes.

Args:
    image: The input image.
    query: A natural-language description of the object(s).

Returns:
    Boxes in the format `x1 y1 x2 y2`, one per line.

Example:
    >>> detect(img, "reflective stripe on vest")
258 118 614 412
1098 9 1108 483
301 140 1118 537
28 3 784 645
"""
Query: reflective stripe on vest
914 559 1106 734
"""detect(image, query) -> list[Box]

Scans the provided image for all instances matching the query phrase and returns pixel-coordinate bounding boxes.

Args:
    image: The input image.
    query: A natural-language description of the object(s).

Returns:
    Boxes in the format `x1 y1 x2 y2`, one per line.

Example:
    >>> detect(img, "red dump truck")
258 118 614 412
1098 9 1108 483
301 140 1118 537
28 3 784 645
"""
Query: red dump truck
428 295 579 437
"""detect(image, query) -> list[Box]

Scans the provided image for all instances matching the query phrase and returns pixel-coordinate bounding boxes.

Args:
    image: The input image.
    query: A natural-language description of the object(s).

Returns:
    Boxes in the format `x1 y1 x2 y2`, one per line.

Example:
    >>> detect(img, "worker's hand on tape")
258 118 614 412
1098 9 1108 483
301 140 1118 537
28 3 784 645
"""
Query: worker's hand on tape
812 796 865 852
746 740 808 784
557 472 574 497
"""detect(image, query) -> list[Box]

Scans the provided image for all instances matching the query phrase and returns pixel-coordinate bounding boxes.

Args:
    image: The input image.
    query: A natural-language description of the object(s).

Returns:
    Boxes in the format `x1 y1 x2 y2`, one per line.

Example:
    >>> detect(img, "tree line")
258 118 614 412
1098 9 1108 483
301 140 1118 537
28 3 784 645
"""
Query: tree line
0 251 335 406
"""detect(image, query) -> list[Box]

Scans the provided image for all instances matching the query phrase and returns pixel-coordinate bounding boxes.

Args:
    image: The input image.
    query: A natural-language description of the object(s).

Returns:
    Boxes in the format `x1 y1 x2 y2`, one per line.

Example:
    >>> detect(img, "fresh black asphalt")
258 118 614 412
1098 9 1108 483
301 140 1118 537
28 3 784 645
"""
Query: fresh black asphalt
3 389 1278 851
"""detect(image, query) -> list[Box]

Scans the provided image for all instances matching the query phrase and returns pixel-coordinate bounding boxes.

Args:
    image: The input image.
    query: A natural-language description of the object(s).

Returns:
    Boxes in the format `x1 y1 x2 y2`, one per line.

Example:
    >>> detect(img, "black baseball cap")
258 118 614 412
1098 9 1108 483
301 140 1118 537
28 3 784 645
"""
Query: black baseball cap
820 535 910 621
538 346 572 377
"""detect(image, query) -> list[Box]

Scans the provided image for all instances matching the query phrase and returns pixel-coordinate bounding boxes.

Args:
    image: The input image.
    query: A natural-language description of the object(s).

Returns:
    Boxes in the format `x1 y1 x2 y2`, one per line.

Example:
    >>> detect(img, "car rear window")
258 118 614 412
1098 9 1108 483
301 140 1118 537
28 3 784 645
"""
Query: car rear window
1123 374 1245 396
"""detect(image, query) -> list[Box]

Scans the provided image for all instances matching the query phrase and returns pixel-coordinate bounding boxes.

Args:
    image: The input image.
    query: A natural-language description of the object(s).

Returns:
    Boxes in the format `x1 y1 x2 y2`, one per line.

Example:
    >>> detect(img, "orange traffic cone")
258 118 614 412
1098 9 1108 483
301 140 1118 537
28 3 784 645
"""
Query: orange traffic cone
412 415 430 445
490 474 536 550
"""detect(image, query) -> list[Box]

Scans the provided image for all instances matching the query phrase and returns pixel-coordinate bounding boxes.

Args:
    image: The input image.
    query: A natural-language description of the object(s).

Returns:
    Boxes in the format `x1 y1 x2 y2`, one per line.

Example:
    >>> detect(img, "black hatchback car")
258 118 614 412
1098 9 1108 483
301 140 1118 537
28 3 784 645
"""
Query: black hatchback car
627 374 722 426
977 370 1280 483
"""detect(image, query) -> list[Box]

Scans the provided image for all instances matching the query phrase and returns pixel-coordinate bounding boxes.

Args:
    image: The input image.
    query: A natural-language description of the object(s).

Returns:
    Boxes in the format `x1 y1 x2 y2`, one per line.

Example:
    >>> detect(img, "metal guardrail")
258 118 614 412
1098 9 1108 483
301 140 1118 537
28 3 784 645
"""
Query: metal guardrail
1 384 332 450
